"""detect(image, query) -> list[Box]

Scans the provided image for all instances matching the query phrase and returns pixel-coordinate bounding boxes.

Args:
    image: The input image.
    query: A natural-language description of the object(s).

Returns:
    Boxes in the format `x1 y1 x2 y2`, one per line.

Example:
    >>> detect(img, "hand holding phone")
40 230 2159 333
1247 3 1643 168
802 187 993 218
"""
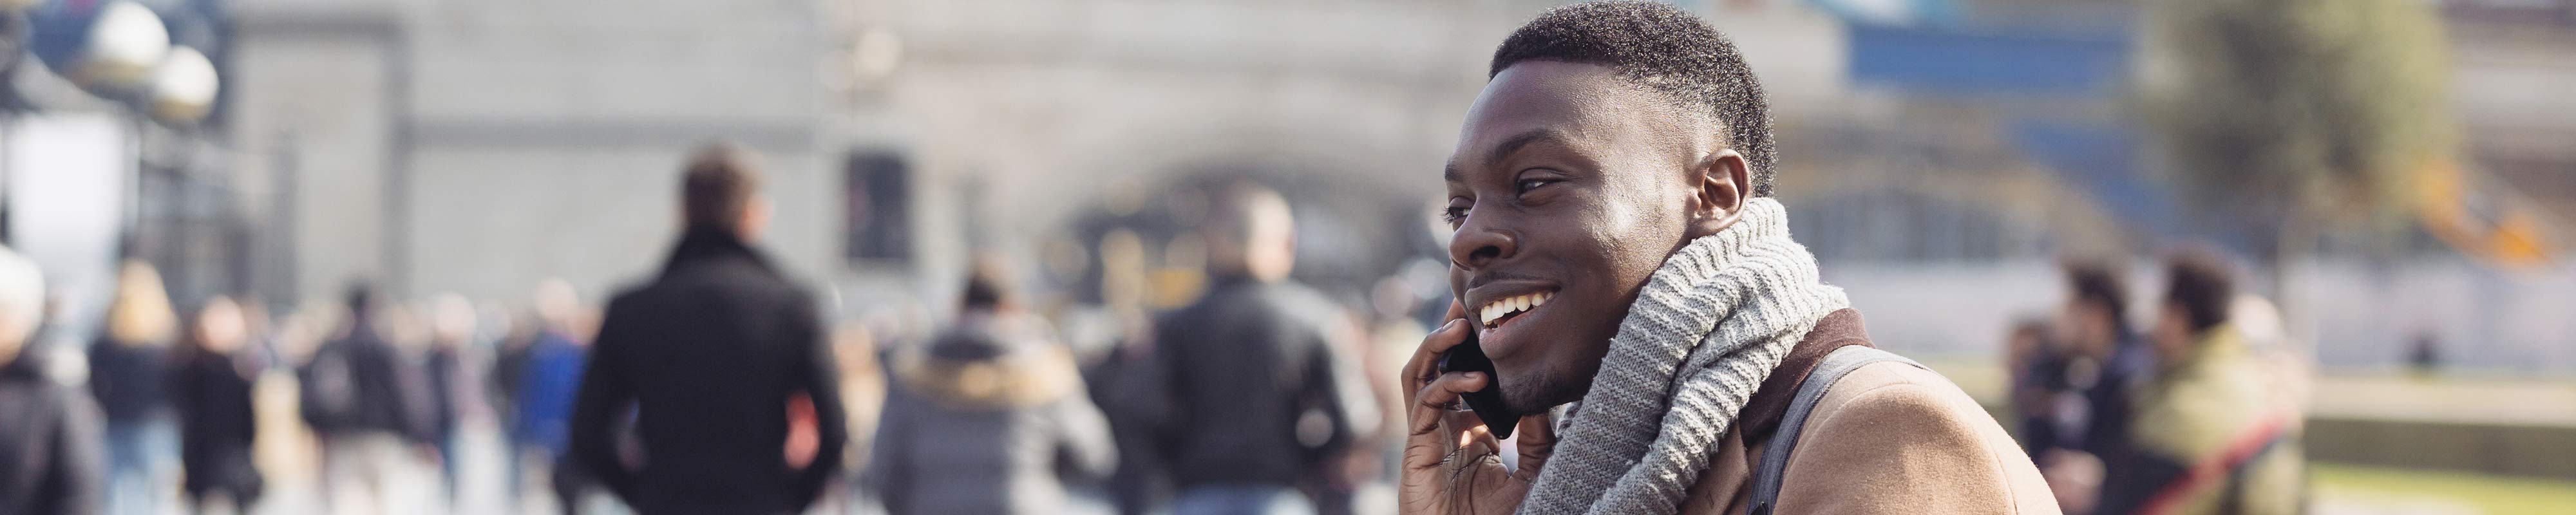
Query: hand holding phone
1438 329 1524 439
1401 314 1557 515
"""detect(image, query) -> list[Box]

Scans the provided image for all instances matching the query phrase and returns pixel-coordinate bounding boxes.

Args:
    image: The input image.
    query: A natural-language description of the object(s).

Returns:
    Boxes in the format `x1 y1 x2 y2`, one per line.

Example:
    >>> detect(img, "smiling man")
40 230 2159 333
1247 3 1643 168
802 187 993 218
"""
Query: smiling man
1399 3 2056 514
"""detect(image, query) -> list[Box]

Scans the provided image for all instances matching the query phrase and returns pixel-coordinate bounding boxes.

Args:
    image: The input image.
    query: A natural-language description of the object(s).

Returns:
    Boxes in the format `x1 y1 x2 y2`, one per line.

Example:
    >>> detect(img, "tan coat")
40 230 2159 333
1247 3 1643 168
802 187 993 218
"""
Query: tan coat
1678 315 2060 514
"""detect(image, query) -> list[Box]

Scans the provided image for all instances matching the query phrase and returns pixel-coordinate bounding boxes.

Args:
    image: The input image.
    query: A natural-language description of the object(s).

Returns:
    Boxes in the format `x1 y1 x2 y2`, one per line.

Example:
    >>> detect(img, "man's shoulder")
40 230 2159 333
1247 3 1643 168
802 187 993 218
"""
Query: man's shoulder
1806 359 1990 432
1163 280 1334 325
614 268 813 311
0 373 98 431
1762 357 2057 514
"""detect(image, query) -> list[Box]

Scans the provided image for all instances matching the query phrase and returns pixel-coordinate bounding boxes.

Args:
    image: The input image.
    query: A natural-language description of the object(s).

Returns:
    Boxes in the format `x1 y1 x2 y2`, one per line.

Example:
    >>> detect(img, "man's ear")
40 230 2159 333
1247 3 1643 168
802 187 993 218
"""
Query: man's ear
1684 149 1751 239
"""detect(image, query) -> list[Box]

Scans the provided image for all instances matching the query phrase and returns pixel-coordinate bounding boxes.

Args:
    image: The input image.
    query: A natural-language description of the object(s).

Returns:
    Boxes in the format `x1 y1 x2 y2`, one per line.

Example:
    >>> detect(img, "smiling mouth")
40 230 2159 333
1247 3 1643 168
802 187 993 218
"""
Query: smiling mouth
1477 291 1554 330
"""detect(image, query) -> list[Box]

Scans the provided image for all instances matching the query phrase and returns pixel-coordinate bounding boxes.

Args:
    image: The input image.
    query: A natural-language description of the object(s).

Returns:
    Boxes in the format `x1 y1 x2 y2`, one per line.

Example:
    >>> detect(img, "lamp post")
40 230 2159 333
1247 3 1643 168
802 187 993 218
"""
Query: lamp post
15 0 220 291
0 1 42 246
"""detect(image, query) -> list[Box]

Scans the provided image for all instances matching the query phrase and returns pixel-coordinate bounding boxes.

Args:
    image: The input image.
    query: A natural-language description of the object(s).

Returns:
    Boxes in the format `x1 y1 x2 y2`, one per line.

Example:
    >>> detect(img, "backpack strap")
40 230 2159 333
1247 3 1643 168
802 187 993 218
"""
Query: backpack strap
1746 346 1925 515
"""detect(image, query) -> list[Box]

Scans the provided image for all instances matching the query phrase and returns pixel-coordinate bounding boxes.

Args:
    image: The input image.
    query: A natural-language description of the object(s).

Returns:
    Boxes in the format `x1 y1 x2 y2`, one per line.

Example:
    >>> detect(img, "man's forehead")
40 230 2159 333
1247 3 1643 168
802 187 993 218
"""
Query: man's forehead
1448 62 1706 176
1462 63 1621 140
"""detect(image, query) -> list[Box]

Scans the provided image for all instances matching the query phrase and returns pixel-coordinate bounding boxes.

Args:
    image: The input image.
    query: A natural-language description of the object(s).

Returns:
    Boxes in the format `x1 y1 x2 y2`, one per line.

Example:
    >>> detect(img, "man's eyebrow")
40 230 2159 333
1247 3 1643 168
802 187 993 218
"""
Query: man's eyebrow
1487 129 1567 169
1446 128 1568 183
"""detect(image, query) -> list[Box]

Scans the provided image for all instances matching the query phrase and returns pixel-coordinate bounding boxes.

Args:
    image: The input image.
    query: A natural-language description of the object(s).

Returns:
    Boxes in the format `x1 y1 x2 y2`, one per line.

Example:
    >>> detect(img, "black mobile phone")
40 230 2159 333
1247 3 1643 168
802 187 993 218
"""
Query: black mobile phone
1439 330 1524 439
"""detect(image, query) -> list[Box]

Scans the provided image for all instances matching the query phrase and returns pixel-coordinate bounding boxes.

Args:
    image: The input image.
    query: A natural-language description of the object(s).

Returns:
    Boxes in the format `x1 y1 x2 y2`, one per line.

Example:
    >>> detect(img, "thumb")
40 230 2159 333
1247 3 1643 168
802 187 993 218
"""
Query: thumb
1512 411 1559 482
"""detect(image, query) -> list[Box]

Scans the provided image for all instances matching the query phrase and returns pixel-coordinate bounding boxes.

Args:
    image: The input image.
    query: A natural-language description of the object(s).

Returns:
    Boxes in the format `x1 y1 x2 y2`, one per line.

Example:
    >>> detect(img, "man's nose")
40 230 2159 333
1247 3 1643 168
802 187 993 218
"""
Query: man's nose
1448 216 1518 271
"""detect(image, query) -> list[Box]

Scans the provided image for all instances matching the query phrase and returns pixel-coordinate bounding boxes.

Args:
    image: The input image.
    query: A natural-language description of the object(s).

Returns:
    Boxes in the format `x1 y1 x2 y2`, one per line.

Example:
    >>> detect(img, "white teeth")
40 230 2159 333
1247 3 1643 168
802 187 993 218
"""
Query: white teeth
1477 292 1555 328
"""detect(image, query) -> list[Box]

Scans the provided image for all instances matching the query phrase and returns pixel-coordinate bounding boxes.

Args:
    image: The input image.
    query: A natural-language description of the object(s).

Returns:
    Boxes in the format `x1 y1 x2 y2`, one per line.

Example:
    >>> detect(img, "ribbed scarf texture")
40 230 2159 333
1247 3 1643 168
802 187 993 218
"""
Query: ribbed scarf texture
1517 198 1848 514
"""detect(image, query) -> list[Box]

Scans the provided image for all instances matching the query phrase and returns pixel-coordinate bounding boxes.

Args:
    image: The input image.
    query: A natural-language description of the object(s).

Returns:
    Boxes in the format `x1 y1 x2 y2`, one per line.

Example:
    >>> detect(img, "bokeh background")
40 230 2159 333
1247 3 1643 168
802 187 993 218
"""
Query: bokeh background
1 0 2571 514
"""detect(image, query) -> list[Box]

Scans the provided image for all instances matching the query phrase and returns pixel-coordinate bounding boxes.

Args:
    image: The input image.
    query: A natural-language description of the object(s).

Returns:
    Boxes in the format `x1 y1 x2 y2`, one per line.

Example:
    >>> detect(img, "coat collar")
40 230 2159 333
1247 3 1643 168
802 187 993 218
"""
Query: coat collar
1734 308 1874 445
659 226 780 280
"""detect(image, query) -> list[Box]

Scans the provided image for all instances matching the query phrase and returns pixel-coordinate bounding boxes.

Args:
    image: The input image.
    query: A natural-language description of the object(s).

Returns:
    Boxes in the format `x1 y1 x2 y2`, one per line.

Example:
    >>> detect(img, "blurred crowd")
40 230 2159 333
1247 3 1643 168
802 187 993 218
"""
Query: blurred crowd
1 145 2320 515
2004 250 2313 515
0 145 1433 515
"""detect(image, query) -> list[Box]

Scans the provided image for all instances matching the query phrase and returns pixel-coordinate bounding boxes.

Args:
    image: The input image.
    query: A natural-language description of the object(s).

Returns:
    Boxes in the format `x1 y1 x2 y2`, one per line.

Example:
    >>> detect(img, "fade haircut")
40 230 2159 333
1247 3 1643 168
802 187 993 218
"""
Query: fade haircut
682 142 763 234
1490 1 1779 196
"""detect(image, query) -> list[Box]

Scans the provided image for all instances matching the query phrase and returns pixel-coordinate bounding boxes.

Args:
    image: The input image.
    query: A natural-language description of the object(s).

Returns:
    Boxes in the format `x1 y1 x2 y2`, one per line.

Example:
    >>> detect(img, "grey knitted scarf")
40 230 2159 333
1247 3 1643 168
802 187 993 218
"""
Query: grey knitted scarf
1517 198 1848 515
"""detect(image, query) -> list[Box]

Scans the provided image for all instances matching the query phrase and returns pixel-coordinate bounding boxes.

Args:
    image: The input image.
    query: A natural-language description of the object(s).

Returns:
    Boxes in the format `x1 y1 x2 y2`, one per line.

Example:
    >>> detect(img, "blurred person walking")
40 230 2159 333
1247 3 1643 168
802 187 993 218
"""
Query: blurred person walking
512 279 593 513
569 143 848 515
865 259 1117 514
2005 316 2101 513
298 283 439 515
1135 183 1369 515
819 320 887 514
2061 259 2154 464
2004 317 2065 459
2094 248 2304 515
91 260 182 515
0 245 106 514
173 297 263 514
1081 229 1173 515
488 308 539 508
2028 258 2151 514
422 294 486 508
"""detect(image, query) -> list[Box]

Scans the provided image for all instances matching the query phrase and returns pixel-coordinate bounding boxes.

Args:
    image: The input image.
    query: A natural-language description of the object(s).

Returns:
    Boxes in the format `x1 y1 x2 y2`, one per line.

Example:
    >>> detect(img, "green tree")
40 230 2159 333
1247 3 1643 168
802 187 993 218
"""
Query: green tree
2133 0 2452 318
2138 0 2454 281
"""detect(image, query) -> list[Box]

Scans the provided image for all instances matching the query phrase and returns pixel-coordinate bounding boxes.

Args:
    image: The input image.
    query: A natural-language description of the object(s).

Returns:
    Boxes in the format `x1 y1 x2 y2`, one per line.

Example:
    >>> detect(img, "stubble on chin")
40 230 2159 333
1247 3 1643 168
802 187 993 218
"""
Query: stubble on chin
1503 368 1587 417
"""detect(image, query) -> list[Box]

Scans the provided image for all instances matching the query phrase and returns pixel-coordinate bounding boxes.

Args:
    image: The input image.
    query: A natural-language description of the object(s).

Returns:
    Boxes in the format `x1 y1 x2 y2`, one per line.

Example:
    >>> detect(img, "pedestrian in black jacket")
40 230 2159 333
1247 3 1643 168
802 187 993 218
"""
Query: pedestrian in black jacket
1133 183 1368 514
0 245 106 515
92 261 182 515
299 283 439 514
422 293 487 507
173 297 262 513
570 142 848 515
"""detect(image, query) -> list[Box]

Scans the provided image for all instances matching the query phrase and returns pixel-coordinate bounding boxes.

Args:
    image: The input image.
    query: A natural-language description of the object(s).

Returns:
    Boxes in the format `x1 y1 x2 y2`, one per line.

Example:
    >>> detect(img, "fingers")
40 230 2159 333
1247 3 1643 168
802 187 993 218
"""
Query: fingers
1401 316 1473 394
1402 370 1491 477
1410 371 1490 434
1511 410 1558 482
1448 409 1501 464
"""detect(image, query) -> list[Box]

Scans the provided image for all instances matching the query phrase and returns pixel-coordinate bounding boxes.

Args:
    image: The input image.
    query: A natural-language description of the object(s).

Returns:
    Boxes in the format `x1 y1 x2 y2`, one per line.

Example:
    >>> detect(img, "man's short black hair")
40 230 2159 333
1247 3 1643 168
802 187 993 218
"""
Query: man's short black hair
960 254 1014 311
682 142 762 234
1490 1 1778 196
344 280 379 314
2061 256 2130 335
2163 247 2235 334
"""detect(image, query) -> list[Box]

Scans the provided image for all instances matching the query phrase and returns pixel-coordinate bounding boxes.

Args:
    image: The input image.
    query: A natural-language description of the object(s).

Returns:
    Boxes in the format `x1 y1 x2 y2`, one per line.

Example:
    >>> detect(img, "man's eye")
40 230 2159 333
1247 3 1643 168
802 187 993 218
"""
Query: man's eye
1517 178 1559 194
1441 203 1470 227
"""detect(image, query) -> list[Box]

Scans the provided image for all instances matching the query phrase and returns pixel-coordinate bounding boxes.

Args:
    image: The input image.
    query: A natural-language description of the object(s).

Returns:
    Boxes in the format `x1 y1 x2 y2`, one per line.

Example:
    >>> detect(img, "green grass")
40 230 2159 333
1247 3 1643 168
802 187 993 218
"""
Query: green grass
2311 462 2576 514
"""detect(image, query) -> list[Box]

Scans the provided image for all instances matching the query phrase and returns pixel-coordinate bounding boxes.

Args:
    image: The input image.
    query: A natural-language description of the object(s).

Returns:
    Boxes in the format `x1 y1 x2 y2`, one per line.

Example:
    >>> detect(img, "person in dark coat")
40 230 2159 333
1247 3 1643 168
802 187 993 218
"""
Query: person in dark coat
569 142 848 515
866 259 1117 514
1133 183 1368 514
421 294 486 507
172 297 262 513
299 283 440 514
0 245 107 515
91 260 181 515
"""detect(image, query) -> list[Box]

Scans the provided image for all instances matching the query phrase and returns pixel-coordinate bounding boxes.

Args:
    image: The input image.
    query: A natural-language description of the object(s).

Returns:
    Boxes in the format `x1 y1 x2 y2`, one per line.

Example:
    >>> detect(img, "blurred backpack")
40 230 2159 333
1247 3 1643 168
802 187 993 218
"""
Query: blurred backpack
298 342 361 432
